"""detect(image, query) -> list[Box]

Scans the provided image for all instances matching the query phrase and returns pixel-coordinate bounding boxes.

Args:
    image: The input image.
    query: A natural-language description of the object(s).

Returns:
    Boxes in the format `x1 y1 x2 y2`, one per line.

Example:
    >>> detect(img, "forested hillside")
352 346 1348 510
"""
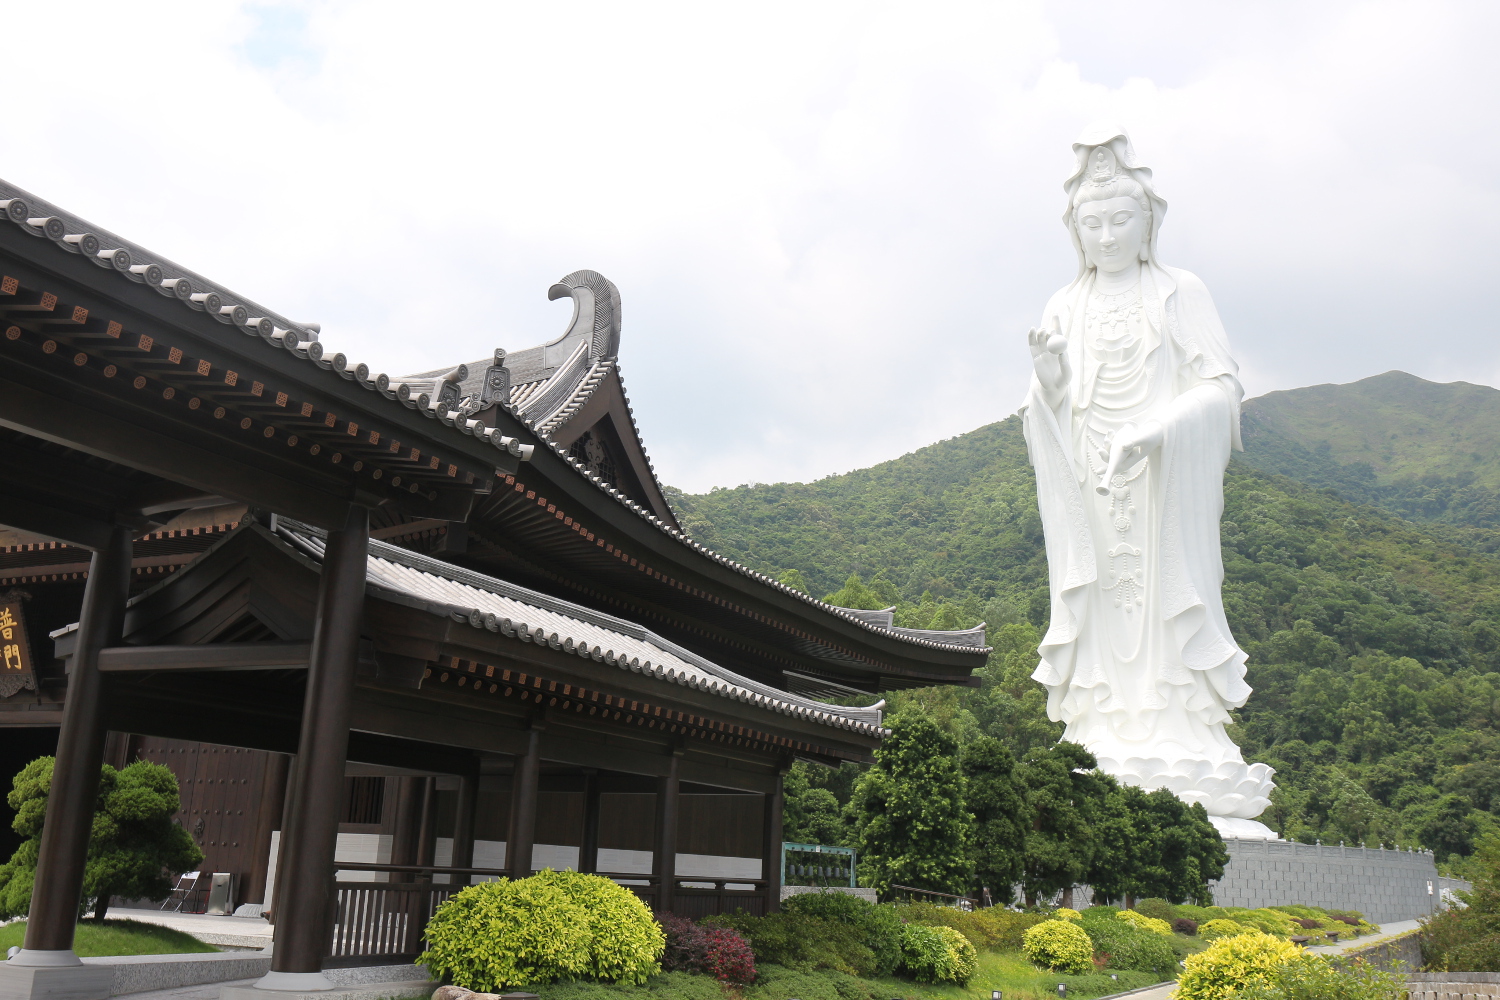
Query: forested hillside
1238 371 1500 533
668 374 1500 871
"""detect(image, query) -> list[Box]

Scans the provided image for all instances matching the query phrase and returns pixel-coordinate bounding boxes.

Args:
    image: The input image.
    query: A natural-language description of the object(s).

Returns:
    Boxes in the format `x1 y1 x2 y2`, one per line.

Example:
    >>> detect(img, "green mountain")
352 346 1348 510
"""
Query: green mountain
669 374 1500 864
1238 371 1500 532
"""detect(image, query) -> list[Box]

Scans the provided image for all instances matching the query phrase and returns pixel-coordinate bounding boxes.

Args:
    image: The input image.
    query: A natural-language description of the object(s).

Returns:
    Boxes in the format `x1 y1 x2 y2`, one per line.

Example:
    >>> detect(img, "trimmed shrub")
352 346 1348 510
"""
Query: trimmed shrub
540 970 727 1000
743 964 878 1000
784 894 903 974
420 872 664 989
1239 954 1407 1000
1135 898 1176 923
1200 918 1256 942
705 911 873 976
1177 905 1231 923
1174 918 1199 936
899 923 976 984
656 914 755 984
546 871 668 982
1176 930 1302 1000
1117 909 1173 936
1079 917 1178 979
1055 907 1082 921
975 909 1053 950
1023 918 1095 975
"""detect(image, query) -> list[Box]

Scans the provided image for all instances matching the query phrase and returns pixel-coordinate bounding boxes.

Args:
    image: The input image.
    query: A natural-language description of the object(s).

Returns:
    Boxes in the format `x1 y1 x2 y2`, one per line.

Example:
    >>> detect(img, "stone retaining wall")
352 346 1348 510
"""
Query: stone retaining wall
781 885 879 904
1211 838 1466 922
1408 973 1500 1000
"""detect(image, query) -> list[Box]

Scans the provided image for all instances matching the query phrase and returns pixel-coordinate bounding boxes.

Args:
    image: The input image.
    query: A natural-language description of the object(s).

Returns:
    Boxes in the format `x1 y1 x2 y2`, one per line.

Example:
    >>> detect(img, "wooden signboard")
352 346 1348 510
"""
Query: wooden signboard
0 597 35 698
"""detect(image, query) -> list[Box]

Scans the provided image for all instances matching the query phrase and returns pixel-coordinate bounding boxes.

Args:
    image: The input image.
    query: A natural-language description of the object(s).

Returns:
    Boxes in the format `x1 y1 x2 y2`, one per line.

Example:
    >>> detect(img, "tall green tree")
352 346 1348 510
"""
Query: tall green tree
783 763 846 846
1013 741 1100 905
961 736 1029 903
0 756 202 920
1120 787 1226 905
849 713 974 895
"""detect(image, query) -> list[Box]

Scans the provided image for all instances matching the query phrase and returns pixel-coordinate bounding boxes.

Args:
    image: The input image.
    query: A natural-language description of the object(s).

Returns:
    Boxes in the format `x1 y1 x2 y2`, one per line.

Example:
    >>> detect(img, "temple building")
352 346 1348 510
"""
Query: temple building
0 178 987 996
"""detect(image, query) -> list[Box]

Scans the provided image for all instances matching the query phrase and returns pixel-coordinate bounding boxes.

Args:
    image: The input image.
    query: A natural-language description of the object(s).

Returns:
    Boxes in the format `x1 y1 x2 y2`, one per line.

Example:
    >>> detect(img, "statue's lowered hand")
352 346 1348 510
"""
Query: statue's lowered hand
1096 420 1164 496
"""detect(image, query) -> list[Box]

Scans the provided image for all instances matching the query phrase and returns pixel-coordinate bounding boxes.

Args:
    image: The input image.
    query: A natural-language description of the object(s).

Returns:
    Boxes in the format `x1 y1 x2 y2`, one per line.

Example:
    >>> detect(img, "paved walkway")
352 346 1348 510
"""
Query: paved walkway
107 908 273 950
106 977 260 1000
1303 919 1421 956
1108 982 1176 1000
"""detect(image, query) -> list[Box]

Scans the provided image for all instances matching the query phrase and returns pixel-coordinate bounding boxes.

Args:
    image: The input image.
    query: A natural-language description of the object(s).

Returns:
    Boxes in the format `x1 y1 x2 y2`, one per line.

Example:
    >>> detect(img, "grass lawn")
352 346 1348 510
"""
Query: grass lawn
0 919 218 957
539 951 1169 1000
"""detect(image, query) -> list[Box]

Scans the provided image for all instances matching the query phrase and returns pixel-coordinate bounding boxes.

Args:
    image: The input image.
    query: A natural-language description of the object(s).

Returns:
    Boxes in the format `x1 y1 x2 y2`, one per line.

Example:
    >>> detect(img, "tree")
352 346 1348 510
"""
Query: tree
961 736 1029 903
1081 777 1138 904
849 713 974 895
1119 787 1226 905
1013 741 1100 905
1421 793 1480 863
0 756 201 920
783 763 846 846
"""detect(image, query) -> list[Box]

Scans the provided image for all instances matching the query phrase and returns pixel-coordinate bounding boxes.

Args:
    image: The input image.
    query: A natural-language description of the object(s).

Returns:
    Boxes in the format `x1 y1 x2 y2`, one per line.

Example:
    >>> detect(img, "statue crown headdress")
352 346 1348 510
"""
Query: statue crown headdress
1088 146 1118 184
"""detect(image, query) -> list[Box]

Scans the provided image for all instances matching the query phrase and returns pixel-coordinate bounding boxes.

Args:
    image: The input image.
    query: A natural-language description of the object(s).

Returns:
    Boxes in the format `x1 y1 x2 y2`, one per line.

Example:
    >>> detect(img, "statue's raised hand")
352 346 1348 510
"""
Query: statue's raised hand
1027 320 1070 399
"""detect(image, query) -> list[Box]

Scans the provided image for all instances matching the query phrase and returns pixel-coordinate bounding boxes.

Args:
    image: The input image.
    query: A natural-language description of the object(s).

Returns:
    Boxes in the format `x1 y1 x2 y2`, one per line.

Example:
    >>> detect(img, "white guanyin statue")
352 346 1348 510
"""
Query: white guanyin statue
1021 123 1278 839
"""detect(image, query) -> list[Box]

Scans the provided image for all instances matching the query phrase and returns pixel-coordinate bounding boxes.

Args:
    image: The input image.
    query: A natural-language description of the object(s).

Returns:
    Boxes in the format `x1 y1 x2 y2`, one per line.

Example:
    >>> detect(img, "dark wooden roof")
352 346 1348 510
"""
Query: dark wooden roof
0 177 989 698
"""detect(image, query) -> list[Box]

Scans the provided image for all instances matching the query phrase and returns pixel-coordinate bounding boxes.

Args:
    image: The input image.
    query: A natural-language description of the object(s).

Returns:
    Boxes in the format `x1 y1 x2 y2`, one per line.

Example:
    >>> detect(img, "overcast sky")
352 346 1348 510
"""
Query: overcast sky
3 1 1495 491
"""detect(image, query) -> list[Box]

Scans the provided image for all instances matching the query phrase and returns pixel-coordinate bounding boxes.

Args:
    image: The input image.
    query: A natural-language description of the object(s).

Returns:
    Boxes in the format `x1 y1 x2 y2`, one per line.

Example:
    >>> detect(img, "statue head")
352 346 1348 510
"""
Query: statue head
1062 123 1168 277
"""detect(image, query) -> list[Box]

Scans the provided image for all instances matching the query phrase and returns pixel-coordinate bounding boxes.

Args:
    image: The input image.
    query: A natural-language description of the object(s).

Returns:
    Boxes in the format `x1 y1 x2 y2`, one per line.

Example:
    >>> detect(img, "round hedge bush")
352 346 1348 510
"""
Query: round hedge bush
1200 918 1256 942
1022 918 1094 974
1117 909 1174 936
420 870 664 990
1176 930 1302 1000
1055 907 1082 921
900 923 977 984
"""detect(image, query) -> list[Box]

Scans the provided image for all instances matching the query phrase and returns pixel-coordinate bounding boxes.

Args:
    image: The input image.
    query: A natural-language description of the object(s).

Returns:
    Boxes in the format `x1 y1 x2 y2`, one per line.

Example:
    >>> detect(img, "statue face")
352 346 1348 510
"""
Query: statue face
1075 196 1146 273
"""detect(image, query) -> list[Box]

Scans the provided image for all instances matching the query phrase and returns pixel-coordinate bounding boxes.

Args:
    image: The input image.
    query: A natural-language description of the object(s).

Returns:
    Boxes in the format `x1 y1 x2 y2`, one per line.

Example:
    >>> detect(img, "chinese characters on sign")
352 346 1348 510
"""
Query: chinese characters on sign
0 599 35 698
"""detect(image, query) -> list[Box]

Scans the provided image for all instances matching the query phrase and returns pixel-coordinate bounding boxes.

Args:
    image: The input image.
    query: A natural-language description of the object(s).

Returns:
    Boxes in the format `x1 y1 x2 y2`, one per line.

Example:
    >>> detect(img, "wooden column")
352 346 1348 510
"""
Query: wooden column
506 726 542 878
415 777 438 868
17 526 132 962
245 753 291 906
579 769 601 874
259 506 368 989
388 776 424 871
653 752 681 913
101 731 134 770
450 773 479 873
761 772 784 913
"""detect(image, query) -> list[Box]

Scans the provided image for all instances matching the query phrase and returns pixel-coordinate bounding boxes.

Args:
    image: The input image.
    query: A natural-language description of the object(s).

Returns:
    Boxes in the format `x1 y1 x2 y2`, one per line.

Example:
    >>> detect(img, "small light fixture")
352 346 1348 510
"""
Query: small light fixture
1111 975 1119 982
1058 985 1067 998
993 992 1003 1000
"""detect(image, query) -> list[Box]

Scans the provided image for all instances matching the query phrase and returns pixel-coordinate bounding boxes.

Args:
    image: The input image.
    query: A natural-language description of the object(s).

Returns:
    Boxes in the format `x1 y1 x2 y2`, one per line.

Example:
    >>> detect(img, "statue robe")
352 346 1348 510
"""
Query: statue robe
1021 262 1274 822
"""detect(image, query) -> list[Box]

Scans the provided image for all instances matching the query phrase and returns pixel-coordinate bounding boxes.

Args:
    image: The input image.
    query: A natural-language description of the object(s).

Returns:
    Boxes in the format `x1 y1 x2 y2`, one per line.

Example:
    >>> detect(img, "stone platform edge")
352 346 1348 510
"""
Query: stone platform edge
220 979 435 1000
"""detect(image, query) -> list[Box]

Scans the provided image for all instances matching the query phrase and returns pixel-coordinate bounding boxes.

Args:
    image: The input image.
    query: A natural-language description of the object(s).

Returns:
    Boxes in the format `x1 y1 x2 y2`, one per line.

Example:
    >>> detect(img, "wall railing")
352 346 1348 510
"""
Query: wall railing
324 864 769 963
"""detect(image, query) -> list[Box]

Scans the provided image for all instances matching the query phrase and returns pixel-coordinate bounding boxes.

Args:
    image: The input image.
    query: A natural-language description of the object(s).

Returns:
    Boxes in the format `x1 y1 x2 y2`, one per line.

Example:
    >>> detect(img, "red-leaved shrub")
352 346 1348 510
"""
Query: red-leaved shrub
1173 918 1199 935
656 913 756 983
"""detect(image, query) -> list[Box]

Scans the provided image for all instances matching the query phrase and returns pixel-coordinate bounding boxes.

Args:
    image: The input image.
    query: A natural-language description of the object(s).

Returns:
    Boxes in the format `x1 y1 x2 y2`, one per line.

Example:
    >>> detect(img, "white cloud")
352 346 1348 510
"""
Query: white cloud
2 0 1496 490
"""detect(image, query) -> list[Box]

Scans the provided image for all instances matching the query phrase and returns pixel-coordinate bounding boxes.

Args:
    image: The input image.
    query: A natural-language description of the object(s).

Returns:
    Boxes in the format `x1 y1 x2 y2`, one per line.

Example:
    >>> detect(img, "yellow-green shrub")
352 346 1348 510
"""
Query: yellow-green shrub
1242 909 1300 937
1200 918 1256 942
1022 918 1094 974
900 923 977 984
1117 909 1173 936
1176 930 1302 1000
897 900 994 950
1055 907 1082 921
419 871 664 990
